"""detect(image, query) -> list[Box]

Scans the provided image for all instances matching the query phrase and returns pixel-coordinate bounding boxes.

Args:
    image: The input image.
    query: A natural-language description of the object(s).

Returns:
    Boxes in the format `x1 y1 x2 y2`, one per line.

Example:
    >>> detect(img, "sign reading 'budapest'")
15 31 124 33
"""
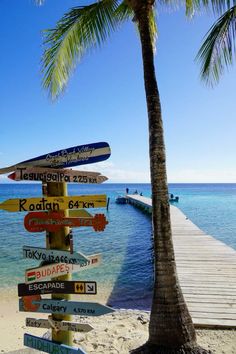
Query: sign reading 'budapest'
0 141 111 174
24 211 108 232
18 280 97 296
8 167 108 184
25 254 101 284
24 333 86 354
26 317 93 333
20 299 115 316
0 195 107 212
23 245 89 264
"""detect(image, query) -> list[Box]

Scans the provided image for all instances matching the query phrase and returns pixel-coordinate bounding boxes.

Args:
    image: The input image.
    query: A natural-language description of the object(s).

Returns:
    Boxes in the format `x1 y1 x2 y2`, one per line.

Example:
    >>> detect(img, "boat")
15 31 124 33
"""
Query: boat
115 196 127 204
169 194 179 203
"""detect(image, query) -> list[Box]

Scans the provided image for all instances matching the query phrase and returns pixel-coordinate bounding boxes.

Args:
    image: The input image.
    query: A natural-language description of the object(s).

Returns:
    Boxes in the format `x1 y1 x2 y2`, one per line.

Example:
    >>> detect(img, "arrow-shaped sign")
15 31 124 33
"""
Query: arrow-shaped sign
8 167 108 184
25 254 101 284
20 299 115 316
24 211 108 232
26 317 93 333
0 195 107 212
24 333 86 353
0 141 111 174
18 281 97 296
22 246 89 264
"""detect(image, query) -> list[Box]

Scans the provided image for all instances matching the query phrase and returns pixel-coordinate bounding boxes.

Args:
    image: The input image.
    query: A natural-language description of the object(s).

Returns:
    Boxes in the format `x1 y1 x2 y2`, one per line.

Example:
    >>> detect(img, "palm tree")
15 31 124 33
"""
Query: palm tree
197 2 236 85
40 1 210 352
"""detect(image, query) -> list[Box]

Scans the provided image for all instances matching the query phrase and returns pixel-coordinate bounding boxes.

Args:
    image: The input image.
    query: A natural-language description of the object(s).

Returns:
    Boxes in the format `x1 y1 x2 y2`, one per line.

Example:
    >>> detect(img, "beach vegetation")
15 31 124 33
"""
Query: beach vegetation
39 0 212 352
197 0 236 85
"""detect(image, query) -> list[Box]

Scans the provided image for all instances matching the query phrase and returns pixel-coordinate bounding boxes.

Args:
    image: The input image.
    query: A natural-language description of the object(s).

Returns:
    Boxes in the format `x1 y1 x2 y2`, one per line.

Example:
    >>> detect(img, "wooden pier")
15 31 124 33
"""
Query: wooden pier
126 194 236 329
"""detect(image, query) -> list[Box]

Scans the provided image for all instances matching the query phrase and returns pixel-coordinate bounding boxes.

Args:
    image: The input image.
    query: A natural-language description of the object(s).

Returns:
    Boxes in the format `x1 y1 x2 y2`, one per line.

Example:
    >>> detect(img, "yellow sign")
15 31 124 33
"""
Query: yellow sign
0 195 107 212
68 209 92 218
74 282 85 294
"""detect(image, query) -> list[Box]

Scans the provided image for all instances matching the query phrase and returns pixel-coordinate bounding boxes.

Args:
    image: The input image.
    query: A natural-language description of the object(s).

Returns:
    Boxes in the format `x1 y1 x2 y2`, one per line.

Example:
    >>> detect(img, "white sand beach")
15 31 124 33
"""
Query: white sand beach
0 287 235 354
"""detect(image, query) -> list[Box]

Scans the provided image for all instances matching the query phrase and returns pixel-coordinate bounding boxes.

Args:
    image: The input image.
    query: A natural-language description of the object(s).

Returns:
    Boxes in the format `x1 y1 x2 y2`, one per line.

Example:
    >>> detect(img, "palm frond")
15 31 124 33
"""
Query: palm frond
149 9 158 49
114 0 134 21
182 0 235 17
196 5 236 85
42 0 126 99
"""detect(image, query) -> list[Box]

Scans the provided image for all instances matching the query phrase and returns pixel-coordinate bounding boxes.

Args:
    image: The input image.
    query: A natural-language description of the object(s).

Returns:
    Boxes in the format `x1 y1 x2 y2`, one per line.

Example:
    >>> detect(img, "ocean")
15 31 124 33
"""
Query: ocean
0 183 235 310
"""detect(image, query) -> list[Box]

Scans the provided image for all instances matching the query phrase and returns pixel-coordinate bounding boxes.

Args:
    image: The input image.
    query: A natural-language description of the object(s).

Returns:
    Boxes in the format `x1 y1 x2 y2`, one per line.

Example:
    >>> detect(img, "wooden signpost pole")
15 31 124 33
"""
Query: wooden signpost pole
46 181 73 346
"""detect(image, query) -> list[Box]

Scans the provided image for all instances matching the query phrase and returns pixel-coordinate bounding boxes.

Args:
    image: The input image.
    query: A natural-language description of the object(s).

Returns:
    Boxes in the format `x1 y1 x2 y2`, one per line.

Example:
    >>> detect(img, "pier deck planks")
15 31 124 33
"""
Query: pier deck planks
126 194 236 328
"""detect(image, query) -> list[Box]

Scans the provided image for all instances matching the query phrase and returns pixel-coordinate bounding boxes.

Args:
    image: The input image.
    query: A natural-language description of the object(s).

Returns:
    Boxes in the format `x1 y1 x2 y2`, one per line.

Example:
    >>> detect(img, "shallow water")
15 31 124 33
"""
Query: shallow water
0 183 235 309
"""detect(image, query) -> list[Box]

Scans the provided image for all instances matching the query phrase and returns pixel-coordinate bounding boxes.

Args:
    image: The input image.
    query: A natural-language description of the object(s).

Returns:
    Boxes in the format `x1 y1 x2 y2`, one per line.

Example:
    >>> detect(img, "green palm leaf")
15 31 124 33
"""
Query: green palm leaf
196 5 236 85
42 0 126 99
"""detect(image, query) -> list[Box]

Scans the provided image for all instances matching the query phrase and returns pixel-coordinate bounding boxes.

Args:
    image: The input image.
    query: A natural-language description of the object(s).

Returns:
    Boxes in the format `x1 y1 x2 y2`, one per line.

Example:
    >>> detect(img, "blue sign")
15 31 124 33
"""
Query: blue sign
20 299 115 317
0 142 111 174
24 333 86 353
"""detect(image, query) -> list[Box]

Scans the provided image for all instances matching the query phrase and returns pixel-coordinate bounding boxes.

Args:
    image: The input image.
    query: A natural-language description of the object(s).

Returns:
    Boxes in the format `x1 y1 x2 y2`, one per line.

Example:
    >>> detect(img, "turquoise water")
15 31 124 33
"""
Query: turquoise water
0 183 235 309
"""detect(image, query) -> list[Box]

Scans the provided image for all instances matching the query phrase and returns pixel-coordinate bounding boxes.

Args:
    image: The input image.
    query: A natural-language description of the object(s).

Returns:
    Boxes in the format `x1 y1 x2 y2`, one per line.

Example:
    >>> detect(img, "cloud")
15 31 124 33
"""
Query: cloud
75 161 150 183
168 168 236 183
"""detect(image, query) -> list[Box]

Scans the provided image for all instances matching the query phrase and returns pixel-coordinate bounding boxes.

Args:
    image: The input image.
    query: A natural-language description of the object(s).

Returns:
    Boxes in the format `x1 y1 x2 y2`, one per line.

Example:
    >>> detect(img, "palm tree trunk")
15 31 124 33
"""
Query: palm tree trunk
130 2 210 353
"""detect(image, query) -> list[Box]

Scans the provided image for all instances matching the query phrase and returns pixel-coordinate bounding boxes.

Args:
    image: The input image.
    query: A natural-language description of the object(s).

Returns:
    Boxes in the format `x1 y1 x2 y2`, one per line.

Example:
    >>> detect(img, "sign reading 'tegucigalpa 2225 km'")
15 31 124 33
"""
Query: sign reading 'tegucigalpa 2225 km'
0 142 111 174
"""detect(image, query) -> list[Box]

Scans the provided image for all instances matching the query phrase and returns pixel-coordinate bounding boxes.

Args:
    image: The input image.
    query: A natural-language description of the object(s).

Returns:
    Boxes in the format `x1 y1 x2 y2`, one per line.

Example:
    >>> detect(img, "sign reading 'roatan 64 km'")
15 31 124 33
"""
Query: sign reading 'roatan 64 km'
8 167 108 184
24 211 108 232
0 195 107 212
0 141 111 174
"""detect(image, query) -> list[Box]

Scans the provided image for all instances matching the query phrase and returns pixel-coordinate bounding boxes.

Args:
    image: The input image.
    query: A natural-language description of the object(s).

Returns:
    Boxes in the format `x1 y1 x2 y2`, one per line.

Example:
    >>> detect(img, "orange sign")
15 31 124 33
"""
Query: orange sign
24 211 108 232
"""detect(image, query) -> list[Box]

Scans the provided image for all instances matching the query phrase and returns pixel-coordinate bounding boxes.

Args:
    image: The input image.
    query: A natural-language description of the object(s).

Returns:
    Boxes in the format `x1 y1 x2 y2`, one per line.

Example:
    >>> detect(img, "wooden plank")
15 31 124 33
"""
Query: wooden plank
8 167 108 184
26 317 93 333
24 211 108 232
24 333 86 353
0 141 111 174
22 245 89 264
18 281 97 296
20 299 115 316
25 254 101 283
0 194 107 212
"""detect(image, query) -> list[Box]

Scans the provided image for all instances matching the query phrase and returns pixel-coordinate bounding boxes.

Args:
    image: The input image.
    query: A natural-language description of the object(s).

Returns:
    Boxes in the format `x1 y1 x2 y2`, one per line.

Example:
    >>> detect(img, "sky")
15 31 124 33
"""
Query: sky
0 0 235 183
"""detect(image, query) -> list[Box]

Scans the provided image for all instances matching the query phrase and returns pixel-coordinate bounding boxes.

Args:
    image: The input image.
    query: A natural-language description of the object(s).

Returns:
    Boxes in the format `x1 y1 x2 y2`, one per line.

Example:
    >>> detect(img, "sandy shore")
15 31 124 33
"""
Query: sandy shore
0 287 235 354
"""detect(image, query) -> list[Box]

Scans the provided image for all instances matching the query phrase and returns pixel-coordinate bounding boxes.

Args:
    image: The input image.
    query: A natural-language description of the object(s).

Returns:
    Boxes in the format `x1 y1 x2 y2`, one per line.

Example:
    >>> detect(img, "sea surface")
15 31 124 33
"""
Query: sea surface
0 183 235 309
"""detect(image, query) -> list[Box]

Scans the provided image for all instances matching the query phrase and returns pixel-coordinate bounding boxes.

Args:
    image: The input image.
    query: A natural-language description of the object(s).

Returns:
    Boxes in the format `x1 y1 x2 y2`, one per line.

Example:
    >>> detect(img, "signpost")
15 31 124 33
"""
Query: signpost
18 281 97 296
24 211 109 232
0 142 111 174
23 245 89 264
26 317 93 333
25 254 101 283
24 333 86 354
0 194 107 212
20 298 115 316
1 143 112 352
8 167 108 184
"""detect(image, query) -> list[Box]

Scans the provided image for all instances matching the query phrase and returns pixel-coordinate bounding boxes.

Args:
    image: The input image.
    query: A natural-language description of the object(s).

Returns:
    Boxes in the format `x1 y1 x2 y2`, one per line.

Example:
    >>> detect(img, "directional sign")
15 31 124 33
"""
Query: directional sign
0 141 111 174
18 281 97 296
23 246 89 264
25 254 101 284
68 209 92 218
0 194 107 212
24 211 108 232
24 333 86 354
8 167 108 184
26 317 93 333
20 299 115 316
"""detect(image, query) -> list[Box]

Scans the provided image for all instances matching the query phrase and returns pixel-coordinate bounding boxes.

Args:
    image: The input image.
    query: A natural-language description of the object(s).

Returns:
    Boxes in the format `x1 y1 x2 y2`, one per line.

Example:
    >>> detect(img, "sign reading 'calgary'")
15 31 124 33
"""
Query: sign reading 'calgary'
0 142 111 174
